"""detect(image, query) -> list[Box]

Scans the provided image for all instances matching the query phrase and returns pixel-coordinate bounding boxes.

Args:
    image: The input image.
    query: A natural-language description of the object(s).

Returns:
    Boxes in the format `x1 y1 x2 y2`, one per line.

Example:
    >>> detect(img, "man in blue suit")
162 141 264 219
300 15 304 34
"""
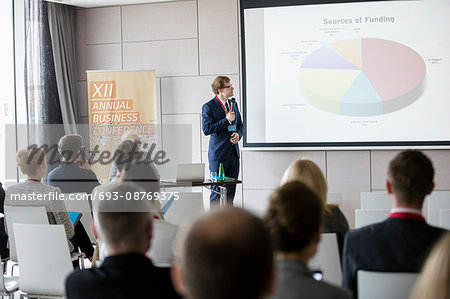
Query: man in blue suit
202 76 244 205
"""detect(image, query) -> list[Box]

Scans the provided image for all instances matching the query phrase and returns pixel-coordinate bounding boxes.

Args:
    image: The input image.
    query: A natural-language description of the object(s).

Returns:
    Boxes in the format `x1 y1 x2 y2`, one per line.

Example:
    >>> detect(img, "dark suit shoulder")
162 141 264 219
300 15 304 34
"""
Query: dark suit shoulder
66 255 180 299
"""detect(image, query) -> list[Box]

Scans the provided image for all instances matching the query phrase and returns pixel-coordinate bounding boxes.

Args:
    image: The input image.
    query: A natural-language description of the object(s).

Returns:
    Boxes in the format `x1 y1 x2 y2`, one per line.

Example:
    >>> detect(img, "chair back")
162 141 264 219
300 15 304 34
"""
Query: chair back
427 191 450 226
164 192 204 226
357 270 419 299
14 223 72 296
63 193 96 243
355 209 390 228
308 233 341 286
4 206 49 262
439 209 450 230
360 192 391 209
147 219 179 266
327 192 342 205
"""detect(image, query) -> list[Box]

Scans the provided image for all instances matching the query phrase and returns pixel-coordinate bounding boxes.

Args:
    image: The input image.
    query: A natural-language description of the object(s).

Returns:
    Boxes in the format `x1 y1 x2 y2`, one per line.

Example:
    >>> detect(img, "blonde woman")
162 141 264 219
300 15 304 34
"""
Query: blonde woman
5 146 94 261
281 159 349 256
410 232 450 299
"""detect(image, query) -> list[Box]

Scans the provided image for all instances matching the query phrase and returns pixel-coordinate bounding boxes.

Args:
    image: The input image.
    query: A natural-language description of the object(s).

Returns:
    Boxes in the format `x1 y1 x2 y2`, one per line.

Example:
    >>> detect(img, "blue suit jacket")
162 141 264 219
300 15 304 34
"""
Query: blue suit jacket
202 97 244 162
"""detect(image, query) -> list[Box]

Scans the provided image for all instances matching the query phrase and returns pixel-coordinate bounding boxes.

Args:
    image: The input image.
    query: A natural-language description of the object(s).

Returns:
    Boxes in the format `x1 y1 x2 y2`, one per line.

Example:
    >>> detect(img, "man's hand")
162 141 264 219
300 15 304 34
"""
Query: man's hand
230 132 240 144
226 111 235 123
76 156 91 170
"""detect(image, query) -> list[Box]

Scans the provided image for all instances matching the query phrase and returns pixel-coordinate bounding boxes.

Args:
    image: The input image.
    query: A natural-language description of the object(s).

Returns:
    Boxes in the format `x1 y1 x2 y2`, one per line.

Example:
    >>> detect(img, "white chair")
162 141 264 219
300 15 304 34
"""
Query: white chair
360 192 392 209
14 223 73 299
0 260 18 298
427 191 450 226
164 192 204 226
327 192 342 205
439 209 450 230
5 205 85 269
147 219 179 266
4 206 49 263
355 209 390 228
63 193 96 243
308 233 341 286
357 270 419 299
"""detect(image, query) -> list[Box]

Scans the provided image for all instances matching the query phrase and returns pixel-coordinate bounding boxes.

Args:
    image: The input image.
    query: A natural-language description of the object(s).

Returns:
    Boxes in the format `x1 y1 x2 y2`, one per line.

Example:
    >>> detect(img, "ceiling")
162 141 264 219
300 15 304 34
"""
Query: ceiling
46 0 177 8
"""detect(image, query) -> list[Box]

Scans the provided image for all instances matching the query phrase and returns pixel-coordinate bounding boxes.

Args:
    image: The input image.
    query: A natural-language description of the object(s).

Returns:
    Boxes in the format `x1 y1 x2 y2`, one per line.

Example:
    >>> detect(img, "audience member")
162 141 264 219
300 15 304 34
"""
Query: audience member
120 161 163 219
281 159 349 255
5 146 94 259
342 150 446 297
171 207 275 299
265 181 352 299
65 183 180 299
108 130 142 181
47 134 100 194
110 139 142 182
0 182 8 258
410 232 450 299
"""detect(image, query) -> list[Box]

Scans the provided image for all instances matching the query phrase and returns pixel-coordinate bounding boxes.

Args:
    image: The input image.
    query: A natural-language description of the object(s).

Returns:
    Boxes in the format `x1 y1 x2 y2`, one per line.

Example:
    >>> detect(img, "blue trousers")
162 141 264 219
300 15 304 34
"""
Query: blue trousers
209 152 239 205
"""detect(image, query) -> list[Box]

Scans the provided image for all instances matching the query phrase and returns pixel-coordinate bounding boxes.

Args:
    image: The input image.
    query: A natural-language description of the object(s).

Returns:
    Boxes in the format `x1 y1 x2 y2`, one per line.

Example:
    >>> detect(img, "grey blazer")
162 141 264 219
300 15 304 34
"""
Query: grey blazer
270 260 353 299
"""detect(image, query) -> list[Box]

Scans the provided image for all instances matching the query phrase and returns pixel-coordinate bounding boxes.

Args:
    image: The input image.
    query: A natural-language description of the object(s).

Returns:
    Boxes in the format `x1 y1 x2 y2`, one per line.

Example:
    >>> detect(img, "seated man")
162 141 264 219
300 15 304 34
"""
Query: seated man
342 150 446 297
264 181 352 299
47 134 100 194
171 207 275 299
65 183 180 299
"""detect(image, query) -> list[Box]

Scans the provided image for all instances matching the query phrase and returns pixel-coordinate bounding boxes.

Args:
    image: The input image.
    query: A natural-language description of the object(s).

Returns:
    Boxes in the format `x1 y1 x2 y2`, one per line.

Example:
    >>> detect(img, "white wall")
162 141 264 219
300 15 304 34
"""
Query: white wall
74 0 450 227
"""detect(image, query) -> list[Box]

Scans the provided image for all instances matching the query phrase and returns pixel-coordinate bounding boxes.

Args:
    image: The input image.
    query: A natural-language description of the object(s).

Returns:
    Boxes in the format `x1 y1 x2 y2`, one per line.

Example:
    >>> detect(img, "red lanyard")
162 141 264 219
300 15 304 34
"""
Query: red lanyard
216 96 228 113
27 179 41 183
388 212 425 221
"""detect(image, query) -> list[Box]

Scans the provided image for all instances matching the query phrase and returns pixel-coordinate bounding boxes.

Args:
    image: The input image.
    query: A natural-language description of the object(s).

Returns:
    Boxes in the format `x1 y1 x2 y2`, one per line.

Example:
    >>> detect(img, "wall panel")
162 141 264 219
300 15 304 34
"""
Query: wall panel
123 39 198 76
86 7 121 44
122 1 197 42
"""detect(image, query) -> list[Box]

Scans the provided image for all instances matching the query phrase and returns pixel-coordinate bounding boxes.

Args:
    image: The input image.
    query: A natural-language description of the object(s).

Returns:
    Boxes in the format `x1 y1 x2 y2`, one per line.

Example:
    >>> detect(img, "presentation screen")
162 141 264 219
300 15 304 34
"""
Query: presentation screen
241 0 450 149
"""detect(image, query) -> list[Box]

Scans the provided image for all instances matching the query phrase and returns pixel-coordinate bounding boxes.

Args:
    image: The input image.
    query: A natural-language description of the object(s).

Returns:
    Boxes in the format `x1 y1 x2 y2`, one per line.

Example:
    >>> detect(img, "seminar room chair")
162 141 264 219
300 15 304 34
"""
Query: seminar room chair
163 192 205 226
4 206 48 264
360 192 391 209
0 257 18 298
63 193 96 243
354 209 390 228
14 223 73 299
427 191 450 227
357 270 419 299
308 233 342 286
5 206 85 270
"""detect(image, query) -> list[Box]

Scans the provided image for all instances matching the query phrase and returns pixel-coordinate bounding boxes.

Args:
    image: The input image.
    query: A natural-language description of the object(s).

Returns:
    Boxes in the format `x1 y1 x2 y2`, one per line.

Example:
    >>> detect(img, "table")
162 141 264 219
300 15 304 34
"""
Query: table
161 179 242 206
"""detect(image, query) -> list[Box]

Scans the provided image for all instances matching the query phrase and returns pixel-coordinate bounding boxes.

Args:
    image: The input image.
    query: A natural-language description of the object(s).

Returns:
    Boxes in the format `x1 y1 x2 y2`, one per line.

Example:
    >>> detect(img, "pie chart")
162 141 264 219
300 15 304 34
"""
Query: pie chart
299 38 426 116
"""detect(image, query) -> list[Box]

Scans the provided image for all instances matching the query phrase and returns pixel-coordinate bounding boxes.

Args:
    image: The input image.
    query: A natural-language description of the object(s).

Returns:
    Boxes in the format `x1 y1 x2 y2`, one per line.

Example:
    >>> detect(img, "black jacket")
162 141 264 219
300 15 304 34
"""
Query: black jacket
342 217 445 297
66 253 181 299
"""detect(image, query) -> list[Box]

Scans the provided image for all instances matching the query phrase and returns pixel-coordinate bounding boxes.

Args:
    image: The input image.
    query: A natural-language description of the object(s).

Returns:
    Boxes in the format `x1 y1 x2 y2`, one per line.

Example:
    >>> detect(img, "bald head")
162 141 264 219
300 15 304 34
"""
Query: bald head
179 208 274 299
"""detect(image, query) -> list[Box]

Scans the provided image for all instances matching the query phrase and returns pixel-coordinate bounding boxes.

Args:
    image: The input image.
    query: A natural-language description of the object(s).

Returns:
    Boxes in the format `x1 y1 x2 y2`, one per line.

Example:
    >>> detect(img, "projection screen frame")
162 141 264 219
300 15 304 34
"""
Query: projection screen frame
240 0 450 150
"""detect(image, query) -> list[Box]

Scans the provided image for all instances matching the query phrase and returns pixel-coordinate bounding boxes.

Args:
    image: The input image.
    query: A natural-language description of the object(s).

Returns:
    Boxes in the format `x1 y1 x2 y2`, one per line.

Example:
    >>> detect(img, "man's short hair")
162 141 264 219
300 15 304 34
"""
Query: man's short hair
388 150 434 206
58 134 83 162
264 181 323 253
93 183 152 251
211 76 230 95
181 207 273 299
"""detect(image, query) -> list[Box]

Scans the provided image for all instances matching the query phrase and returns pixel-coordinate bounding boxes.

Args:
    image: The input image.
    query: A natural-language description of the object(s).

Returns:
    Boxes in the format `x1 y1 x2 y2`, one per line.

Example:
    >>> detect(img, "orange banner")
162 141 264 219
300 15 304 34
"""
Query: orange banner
87 70 157 182
91 99 133 112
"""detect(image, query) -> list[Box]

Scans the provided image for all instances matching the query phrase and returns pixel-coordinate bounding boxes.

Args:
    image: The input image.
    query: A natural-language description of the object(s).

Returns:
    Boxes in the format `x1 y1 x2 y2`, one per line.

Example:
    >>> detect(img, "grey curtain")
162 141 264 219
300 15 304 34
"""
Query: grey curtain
47 2 79 134
25 0 65 153
25 0 67 173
